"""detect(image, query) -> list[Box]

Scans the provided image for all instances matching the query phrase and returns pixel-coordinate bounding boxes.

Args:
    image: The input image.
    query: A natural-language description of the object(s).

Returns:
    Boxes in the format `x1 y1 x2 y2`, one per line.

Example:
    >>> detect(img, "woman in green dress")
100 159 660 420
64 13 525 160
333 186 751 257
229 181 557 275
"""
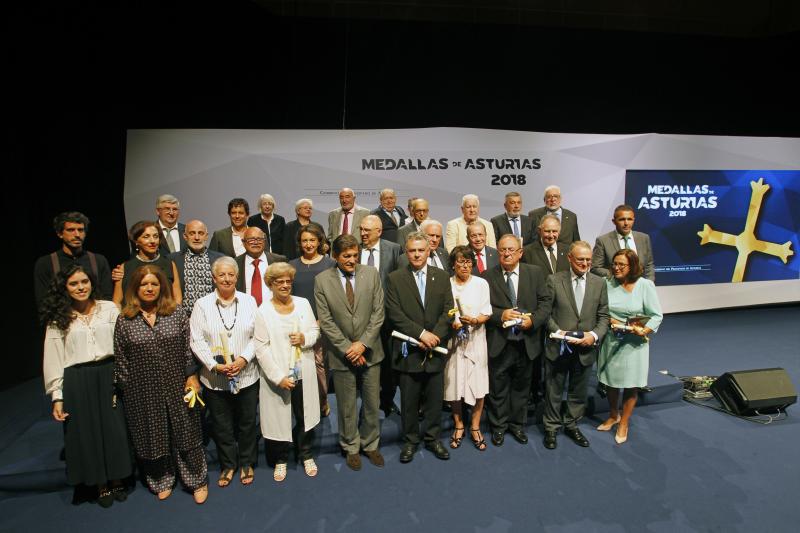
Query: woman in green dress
596 248 663 444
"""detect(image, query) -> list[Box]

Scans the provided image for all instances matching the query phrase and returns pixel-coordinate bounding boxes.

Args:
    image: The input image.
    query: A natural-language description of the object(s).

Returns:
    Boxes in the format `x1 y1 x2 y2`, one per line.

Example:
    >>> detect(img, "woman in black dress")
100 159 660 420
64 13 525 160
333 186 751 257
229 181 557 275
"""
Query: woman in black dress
112 220 181 305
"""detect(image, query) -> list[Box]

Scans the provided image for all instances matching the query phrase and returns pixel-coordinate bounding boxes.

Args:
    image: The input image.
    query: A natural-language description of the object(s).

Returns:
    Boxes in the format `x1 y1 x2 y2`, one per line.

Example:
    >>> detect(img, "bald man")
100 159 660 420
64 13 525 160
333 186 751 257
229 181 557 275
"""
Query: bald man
169 219 226 315
328 187 371 243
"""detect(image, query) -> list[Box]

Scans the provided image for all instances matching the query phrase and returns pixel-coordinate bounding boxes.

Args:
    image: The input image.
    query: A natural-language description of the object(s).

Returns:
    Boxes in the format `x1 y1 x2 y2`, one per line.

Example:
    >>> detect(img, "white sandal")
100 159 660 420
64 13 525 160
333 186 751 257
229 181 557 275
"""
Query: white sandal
302 458 318 477
273 463 287 482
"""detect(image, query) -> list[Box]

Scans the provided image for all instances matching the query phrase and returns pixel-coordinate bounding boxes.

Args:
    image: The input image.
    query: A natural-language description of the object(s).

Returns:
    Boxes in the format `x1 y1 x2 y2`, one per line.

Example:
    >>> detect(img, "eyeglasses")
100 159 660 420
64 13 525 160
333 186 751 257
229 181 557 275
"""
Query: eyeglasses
455 259 473 266
545 195 561 200
244 238 265 243
612 263 629 269
271 279 292 286
498 248 520 254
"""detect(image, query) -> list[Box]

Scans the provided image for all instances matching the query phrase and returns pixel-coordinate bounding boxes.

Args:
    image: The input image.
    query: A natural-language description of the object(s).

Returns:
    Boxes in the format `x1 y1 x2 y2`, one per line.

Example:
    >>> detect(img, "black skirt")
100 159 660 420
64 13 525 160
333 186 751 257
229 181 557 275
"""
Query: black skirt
62 358 133 486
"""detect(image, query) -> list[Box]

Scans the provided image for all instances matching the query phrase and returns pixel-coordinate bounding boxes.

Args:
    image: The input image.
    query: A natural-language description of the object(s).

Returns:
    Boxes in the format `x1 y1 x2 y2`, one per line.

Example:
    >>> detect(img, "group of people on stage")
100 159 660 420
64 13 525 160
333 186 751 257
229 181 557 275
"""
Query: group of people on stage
36 185 662 507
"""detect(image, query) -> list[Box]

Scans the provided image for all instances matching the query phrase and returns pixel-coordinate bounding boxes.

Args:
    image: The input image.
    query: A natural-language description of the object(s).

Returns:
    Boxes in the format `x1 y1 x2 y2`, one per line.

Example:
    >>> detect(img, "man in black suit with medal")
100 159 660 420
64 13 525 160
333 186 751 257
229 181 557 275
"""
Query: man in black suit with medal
483 234 551 447
385 231 454 463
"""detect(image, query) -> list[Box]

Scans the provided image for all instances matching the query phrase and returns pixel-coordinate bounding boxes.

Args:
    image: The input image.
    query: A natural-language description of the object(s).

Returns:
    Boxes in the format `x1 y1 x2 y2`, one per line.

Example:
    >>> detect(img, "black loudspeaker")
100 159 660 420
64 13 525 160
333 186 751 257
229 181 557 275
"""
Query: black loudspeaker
711 368 797 416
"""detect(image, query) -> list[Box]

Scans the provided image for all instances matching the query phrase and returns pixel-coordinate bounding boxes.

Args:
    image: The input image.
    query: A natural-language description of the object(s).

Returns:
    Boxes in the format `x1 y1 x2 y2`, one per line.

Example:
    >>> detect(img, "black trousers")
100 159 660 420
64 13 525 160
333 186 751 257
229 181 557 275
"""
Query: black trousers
379 329 399 409
487 340 533 433
265 380 315 464
398 371 444 445
204 381 259 470
543 352 591 432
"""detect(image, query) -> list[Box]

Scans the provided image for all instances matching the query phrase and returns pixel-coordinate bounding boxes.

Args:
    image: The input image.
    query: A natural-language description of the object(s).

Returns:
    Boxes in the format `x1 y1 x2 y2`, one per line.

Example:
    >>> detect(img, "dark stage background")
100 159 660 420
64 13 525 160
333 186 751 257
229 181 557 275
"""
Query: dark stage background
10 1 799 389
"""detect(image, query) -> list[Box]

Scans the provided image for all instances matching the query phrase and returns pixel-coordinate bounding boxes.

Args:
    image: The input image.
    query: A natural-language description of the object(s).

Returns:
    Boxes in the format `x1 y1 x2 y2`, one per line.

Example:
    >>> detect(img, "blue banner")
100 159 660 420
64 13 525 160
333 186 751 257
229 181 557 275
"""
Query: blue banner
625 170 799 285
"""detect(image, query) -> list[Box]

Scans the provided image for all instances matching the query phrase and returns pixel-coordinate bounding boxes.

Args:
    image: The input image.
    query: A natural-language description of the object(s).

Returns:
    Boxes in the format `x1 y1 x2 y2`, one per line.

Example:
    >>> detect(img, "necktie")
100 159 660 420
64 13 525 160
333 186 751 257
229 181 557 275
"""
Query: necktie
165 228 176 252
623 236 631 249
511 217 520 238
342 211 351 235
345 274 355 308
476 251 485 273
547 246 557 273
251 258 262 306
505 271 517 307
391 210 399 226
428 255 436 268
265 223 272 252
367 248 375 267
574 276 584 312
416 270 426 307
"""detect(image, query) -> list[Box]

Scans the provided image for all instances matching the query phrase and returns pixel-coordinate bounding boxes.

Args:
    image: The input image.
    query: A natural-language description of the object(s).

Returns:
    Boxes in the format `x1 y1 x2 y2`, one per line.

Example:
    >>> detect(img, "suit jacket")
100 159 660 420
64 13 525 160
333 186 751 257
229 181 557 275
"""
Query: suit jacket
314 264 385 371
246 213 286 254
528 206 581 247
234 251 288 292
282 219 323 260
208 227 238 258
522 241 570 275
361 239 401 289
158 222 188 256
396 220 421 248
397 247 450 273
327 206 370 243
591 230 655 282
471 246 499 276
490 213 535 245
444 216 496 252
385 265 453 374
544 270 609 366
169 248 225 292
482 263 551 360
371 206 408 244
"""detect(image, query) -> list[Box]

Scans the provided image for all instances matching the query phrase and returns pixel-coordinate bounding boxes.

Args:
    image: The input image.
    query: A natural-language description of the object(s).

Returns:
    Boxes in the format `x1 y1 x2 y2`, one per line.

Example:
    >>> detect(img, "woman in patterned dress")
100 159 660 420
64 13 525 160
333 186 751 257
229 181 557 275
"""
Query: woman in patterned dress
113 264 209 503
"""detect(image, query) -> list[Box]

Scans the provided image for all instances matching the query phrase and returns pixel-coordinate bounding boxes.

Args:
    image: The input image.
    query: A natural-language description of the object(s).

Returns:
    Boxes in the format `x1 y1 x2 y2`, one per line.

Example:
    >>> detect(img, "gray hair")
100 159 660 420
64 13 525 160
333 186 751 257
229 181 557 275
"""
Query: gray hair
259 194 275 207
465 221 486 239
211 256 239 276
379 188 395 200
295 198 313 212
498 234 522 249
404 230 430 249
543 185 561 199
461 194 479 207
538 213 561 229
420 219 443 233
156 194 180 208
568 240 592 255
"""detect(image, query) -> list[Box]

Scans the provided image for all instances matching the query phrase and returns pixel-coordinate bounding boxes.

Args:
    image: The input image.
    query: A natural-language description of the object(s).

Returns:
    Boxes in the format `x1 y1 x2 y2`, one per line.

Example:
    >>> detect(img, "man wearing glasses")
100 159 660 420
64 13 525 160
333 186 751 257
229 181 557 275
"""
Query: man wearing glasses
482 234 551 447
156 194 188 255
235 227 287 306
528 185 581 247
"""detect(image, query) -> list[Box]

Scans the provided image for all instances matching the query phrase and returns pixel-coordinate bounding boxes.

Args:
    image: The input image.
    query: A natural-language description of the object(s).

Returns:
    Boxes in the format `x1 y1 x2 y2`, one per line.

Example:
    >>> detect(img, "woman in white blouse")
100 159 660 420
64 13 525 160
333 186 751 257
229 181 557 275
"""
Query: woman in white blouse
190 257 260 487
41 265 133 507
254 262 320 482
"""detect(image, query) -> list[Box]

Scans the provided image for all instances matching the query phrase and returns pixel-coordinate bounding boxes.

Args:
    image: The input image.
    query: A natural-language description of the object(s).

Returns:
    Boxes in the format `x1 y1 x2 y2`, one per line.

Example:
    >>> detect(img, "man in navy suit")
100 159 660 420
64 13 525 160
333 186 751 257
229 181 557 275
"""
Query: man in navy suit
491 191 535 246
371 189 408 244
528 185 581 247
522 214 570 275
466 222 499 276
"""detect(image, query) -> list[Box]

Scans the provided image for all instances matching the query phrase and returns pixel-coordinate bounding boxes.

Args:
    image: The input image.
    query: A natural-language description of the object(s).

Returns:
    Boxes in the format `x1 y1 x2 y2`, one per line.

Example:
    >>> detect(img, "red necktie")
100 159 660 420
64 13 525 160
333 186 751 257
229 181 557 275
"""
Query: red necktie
342 211 351 235
251 258 262 306
476 251 485 273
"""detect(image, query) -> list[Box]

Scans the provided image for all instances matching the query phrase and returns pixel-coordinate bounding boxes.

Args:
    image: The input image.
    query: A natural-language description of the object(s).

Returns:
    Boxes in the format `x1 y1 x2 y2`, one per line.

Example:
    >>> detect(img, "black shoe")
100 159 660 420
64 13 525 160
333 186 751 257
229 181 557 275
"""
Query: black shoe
509 428 528 444
381 403 400 418
97 487 114 508
491 431 505 446
543 430 557 450
111 485 127 502
399 443 417 463
565 427 590 447
424 440 450 460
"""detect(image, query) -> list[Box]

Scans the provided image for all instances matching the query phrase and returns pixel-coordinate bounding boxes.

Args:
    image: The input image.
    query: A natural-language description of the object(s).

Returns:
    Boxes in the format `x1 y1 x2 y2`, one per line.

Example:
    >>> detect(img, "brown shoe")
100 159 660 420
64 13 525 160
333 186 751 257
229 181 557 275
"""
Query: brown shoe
363 449 385 467
346 453 361 471
193 485 208 505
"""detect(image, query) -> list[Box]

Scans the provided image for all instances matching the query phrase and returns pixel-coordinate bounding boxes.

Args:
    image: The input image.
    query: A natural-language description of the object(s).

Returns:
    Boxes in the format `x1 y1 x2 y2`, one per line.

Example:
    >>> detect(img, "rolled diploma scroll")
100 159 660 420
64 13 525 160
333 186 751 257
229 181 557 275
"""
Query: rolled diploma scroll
391 330 448 355
549 332 584 343
219 332 233 364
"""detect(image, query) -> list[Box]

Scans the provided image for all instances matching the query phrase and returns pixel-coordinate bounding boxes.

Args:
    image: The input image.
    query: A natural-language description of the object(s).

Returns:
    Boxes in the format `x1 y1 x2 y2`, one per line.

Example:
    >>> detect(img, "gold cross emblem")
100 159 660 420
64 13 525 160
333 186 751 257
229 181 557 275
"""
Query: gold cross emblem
697 178 793 282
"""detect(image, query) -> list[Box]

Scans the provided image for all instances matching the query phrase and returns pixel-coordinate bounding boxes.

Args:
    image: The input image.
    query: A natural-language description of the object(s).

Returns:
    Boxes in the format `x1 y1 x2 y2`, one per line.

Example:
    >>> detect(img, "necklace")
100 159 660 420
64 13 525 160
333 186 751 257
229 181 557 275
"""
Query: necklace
215 298 238 337
136 252 161 263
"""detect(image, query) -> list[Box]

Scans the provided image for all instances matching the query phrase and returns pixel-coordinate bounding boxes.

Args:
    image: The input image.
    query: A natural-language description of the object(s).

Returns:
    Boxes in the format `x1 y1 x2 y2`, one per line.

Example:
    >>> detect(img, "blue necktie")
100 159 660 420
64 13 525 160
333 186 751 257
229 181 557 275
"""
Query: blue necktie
416 270 426 307
511 217 520 238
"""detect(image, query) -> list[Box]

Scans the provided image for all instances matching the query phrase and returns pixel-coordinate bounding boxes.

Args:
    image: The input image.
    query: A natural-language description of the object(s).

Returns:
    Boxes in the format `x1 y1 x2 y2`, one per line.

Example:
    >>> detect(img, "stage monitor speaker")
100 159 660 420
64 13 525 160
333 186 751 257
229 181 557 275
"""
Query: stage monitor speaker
711 368 797 416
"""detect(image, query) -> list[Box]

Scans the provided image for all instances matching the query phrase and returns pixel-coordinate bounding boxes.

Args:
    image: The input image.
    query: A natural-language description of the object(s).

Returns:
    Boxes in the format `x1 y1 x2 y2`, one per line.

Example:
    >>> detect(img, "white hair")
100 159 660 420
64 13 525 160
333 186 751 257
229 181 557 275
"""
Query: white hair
259 193 275 206
156 194 180 208
211 256 239 276
420 219 443 233
461 194 479 207
295 198 313 212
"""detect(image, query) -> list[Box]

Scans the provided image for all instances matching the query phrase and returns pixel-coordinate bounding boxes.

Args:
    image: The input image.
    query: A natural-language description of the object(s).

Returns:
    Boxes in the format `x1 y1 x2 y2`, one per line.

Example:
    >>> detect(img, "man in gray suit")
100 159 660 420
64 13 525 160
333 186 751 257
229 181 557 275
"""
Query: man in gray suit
467 222 499 275
315 235 386 470
396 198 429 247
169 219 225 315
327 187 370 243
491 191 535 246
591 204 655 282
542 241 609 450
528 185 581 247
522 214 570 275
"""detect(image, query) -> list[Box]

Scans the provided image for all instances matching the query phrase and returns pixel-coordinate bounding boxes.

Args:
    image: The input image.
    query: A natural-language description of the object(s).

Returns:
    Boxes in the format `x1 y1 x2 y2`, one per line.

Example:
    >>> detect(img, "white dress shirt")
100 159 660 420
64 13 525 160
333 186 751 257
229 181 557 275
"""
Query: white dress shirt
243 252 271 298
360 241 381 271
617 232 638 254
159 220 181 252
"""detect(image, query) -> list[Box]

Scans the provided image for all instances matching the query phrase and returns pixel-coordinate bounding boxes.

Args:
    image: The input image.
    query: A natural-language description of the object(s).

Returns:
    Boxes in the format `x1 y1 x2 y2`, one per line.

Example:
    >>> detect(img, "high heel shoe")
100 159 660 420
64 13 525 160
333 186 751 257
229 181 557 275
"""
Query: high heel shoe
597 415 621 431
614 424 628 444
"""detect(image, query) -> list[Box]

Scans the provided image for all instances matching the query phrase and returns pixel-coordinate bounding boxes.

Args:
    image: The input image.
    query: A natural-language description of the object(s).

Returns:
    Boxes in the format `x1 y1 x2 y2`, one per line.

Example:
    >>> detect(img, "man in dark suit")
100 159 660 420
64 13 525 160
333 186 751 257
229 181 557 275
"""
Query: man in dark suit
246 193 286 254
483 234 551 447
385 231 454 463
491 191 535 247
592 204 656 282
528 185 581 247
522 214 570 275
359 214 402 416
234 227 287 306
397 219 450 272
542 241 609 449
396 198 429 247
315 235 386 470
371 188 408 244
156 194 188 256
209 198 250 258
169 219 225 315
466 222 499 276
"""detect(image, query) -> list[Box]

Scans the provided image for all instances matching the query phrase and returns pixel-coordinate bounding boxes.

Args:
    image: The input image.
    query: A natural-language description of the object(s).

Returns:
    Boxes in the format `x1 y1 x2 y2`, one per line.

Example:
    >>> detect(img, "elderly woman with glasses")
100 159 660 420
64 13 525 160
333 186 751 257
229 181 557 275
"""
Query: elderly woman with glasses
596 249 663 445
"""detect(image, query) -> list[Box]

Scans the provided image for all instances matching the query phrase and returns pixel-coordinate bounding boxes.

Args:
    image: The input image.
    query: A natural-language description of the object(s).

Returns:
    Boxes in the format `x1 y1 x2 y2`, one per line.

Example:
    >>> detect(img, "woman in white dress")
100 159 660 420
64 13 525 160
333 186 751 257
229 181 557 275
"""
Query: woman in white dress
443 246 492 451
254 262 321 482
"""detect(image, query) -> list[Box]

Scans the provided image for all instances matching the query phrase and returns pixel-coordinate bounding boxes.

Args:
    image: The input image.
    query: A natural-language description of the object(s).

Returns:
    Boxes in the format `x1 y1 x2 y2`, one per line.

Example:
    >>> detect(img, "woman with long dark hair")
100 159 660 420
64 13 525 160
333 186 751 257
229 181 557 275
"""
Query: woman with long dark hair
41 265 133 507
